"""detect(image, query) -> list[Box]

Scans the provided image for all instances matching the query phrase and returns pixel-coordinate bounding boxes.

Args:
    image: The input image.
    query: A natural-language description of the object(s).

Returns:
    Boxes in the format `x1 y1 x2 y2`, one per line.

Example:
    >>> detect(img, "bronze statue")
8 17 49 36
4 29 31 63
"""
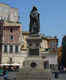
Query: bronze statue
29 6 40 34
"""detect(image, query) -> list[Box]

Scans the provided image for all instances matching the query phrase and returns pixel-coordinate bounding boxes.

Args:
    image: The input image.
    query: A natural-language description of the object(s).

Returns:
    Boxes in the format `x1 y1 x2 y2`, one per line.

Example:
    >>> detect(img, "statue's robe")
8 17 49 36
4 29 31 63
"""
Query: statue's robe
29 10 40 34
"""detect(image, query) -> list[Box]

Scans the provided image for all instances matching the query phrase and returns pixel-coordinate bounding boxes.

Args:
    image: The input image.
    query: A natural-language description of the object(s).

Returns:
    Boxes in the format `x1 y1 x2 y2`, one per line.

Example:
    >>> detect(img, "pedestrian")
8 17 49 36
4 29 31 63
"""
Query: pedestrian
3 68 8 80
55 72 58 78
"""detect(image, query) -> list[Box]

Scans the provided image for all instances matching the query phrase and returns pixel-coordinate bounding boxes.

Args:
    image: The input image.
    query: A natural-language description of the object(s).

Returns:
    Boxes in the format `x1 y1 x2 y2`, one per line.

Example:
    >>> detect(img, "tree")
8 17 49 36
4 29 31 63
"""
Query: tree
62 35 66 67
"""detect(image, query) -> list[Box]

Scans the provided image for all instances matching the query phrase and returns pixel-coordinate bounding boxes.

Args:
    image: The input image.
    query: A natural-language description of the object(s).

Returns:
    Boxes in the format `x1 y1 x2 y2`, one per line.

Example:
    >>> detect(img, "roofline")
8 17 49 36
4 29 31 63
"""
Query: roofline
0 3 10 8
0 3 18 9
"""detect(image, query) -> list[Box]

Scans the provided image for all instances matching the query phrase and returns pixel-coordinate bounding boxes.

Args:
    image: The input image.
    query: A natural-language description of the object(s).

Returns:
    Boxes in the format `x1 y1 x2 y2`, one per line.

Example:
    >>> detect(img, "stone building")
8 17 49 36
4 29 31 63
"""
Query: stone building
44 36 58 70
0 3 25 68
0 3 18 22
40 35 58 52
2 22 22 64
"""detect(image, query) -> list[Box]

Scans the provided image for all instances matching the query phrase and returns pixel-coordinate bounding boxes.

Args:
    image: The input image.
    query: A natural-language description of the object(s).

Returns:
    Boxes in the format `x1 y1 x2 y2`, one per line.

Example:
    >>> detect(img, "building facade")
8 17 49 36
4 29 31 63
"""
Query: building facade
2 22 22 63
0 3 18 22
0 3 25 68
57 46 62 70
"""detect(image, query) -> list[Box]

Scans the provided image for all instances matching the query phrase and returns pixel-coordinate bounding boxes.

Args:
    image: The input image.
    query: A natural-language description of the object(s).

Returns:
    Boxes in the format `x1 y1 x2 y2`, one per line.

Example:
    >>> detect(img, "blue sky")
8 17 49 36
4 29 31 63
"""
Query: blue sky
41 0 66 46
0 0 66 46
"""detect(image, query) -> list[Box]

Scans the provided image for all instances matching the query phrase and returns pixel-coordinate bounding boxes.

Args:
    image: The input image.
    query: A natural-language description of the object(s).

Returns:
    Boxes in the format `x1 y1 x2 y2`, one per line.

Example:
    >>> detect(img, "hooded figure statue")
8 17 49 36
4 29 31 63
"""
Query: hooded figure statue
29 6 40 34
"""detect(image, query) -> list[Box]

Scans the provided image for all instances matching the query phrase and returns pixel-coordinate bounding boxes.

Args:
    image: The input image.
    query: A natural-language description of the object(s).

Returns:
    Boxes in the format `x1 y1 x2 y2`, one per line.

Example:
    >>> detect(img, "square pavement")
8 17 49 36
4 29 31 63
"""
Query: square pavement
0 72 66 80
52 73 66 80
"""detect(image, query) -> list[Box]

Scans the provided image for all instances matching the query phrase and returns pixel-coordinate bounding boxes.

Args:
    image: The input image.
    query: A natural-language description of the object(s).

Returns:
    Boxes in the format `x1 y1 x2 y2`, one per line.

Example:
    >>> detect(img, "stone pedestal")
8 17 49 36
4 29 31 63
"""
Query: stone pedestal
23 56 44 72
16 34 51 80
22 34 44 71
27 34 42 56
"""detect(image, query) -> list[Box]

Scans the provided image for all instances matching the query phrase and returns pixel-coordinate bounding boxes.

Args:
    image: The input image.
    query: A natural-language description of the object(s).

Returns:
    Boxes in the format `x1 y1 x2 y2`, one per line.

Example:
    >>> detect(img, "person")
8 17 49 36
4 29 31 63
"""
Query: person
3 67 8 80
55 72 59 79
0 66 3 76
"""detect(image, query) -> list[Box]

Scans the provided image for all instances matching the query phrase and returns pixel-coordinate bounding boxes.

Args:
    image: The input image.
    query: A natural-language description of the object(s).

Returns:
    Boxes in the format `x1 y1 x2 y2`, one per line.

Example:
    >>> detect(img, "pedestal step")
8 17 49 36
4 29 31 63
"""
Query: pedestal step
16 71 51 80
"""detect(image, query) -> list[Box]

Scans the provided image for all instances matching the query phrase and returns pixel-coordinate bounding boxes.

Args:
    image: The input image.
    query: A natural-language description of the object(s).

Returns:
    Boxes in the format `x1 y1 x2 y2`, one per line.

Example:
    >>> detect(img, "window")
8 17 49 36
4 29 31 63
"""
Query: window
44 61 49 69
50 64 54 70
45 48 49 51
29 43 32 46
15 46 18 53
2 17 5 20
50 41 55 48
14 11 17 16
9 57 13 64
36 43 39 47
0 17 1 20
0 45 2 51
10 29 13 33
4 45 7 52
10 35 14 40
10 45 13 53
4 17 7 21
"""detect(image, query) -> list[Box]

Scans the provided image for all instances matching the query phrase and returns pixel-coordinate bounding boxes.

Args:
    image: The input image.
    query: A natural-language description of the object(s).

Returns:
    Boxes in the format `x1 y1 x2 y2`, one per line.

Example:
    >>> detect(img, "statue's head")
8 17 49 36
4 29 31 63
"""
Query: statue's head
32 6 37 11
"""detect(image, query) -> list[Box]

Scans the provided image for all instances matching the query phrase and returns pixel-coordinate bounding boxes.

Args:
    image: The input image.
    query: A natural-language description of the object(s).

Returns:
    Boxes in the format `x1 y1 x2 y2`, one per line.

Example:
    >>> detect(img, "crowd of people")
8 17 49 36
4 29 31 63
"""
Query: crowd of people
0 65 19 80
0 66 8 80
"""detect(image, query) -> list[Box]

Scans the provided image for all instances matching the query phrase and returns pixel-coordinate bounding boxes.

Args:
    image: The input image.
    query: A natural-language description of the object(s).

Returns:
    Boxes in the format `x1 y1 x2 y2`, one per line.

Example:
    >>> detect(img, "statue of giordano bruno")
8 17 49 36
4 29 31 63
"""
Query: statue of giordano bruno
29 6 40 34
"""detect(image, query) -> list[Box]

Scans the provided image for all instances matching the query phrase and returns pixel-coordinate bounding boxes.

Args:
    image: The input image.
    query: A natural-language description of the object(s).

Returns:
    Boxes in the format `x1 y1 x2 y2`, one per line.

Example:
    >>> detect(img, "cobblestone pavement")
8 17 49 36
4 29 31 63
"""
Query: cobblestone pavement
52 73 66 80
0 72 66 80
0 72 16 80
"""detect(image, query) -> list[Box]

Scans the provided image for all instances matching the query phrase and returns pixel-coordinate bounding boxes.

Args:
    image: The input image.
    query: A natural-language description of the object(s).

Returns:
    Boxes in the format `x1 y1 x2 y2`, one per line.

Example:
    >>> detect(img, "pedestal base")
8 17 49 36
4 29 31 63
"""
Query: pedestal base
16 70 51 80
16 56 52 80
23 56 44 71
27 35 42 56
